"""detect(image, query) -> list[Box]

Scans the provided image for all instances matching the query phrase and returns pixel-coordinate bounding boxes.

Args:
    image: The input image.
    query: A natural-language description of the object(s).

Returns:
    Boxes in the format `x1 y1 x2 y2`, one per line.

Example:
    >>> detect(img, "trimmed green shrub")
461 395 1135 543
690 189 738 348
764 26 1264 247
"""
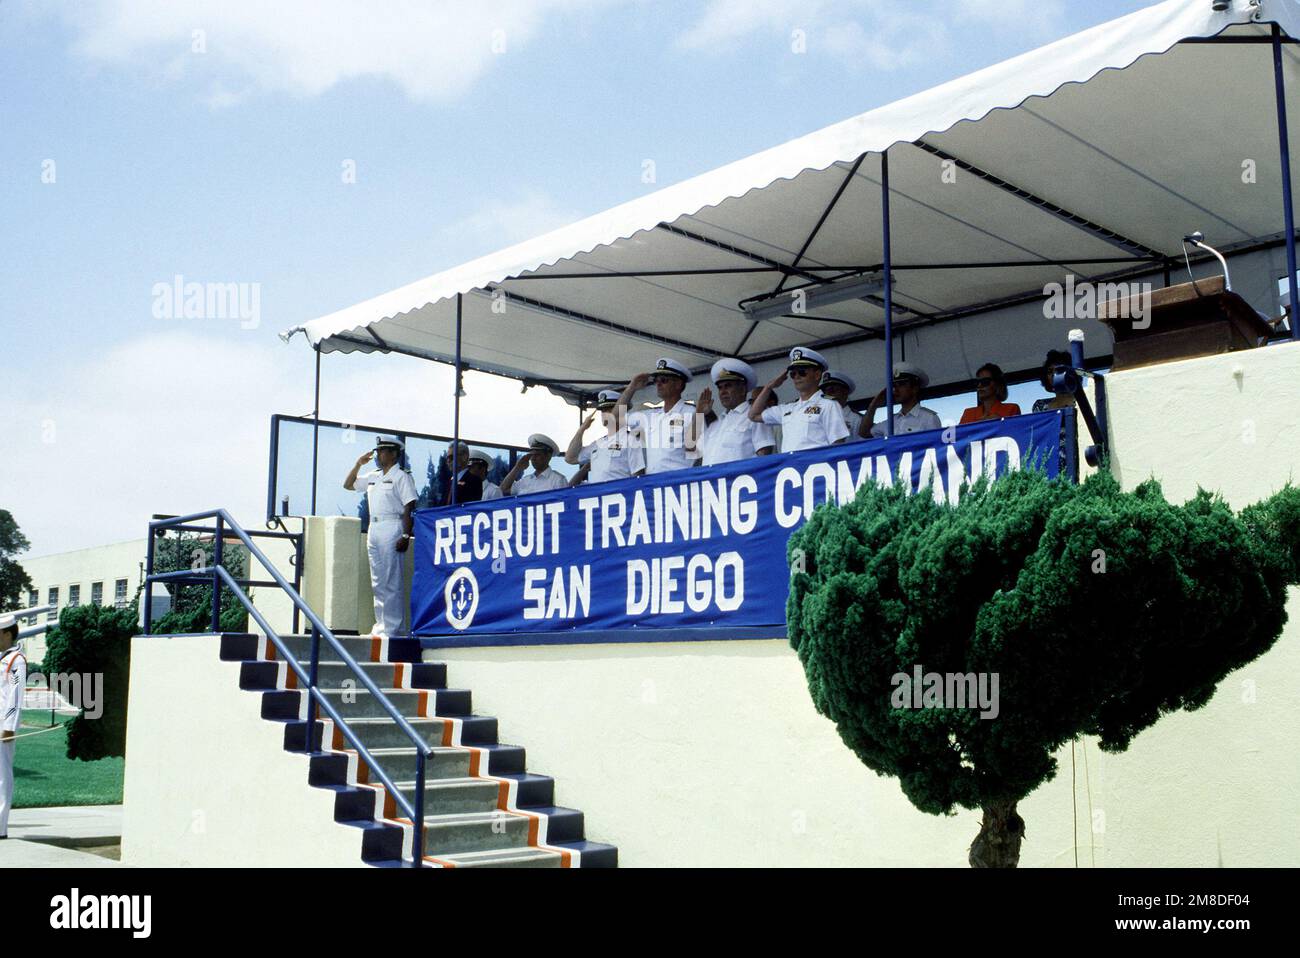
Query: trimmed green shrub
42 602 136 761
787 468 1300 866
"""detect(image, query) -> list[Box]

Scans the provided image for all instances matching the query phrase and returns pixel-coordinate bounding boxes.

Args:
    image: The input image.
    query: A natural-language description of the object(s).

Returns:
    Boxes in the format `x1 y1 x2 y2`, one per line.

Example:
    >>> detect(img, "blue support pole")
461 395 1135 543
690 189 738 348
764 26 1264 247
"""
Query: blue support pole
310 347 321 513
881 150 895 435
265 415 280 523
452 292 463 504
1273 23 1300 340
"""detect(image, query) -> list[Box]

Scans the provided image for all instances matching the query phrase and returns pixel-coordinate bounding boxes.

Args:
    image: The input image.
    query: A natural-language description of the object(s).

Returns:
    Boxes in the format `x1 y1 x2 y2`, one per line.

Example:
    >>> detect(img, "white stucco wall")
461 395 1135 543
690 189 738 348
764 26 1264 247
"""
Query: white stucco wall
121 633 367 867
429 341 1300 868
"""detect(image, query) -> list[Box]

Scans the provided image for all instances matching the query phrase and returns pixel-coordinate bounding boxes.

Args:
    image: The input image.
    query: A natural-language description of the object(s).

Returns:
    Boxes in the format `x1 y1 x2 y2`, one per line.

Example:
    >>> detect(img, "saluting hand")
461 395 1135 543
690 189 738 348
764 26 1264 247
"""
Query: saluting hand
355 451 374 467
629 371 652 391
767 371 788 389
696 387 713 416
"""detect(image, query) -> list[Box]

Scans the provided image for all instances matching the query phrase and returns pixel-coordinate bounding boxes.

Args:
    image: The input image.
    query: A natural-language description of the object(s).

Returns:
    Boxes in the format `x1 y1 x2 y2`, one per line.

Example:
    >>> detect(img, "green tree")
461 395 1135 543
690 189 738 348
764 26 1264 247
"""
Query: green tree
42 601 137 761
148 532 249 634
0 509 33 609
786 468 1300 867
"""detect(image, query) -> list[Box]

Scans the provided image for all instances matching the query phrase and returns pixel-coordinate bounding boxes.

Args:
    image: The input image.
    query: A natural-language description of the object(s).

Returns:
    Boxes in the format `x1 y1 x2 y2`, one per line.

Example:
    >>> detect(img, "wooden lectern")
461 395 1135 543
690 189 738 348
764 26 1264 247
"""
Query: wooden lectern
1098 275 1275 371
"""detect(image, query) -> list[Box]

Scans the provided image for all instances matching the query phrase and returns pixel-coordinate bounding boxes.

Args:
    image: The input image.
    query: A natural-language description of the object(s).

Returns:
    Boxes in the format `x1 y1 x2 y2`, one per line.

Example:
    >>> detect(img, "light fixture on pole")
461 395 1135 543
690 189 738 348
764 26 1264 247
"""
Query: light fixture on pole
741 271 891 322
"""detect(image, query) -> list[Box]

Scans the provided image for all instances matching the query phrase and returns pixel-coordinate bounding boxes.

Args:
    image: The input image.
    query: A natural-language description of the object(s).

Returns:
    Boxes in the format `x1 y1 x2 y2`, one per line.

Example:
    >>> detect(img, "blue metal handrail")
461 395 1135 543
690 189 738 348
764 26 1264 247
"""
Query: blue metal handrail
144 508 433 867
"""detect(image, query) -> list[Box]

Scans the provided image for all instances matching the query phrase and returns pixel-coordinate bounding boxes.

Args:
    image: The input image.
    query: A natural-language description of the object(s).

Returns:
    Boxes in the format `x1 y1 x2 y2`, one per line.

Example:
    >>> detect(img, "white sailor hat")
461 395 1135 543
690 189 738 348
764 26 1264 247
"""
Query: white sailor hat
820 369 856 394
0 613 16 632
374 435 404 452
891 361 930 389
595 388 622 409
651 357 692 382
787 346 829 371
527 433 560 456
710 358 757 390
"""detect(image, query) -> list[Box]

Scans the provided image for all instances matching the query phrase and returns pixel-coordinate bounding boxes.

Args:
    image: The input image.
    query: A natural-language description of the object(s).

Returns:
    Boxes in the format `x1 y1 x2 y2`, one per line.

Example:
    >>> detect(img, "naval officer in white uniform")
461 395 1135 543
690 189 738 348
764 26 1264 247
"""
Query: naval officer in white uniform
565 389 646 483
616 357 701 474
750 347 851 451
1 613 27 838
861 361 943 438
696 358 776 466
344 436 417 639
468 449 504 500
501 434 569 495
819 369 862 437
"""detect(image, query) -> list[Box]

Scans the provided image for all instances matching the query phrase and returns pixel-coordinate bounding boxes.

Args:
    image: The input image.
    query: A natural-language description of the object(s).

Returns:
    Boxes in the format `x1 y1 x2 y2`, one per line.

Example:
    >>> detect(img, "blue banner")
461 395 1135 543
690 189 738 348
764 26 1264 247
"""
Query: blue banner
411 411 1069 636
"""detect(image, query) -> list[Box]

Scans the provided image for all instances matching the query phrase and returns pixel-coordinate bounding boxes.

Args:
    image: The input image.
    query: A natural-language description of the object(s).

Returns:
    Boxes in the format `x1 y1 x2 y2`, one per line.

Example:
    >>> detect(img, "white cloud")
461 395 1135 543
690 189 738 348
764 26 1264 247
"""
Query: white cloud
36 0 623 104
442 191 585 250
0 330 579 557
677 0 1064 69
951 0 1067 37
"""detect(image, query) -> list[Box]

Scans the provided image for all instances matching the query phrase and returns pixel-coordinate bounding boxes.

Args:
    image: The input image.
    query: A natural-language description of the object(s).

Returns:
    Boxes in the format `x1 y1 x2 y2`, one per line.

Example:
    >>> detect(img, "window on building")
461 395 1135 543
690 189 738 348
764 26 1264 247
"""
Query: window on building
91 582 104 606
115 579 128 609
27 589 37 609
47 587 59 622
68 584 80 608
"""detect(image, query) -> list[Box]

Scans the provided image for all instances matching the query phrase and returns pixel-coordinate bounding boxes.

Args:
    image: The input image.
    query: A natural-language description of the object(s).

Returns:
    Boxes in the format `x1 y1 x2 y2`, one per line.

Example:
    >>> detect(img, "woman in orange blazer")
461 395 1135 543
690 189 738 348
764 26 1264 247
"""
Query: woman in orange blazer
959 363 1021 423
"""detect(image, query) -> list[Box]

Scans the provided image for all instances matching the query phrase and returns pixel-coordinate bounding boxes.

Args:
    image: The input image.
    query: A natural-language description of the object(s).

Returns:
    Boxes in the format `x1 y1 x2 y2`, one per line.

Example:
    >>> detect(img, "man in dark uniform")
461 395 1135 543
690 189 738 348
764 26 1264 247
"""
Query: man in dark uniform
442 441 482 505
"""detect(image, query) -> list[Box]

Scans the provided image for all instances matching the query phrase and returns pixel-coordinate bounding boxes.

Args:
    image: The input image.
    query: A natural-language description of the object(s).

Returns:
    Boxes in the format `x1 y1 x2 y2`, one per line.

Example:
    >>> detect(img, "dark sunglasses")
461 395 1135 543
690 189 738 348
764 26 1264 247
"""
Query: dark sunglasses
788 366 818 376
976 376 996 387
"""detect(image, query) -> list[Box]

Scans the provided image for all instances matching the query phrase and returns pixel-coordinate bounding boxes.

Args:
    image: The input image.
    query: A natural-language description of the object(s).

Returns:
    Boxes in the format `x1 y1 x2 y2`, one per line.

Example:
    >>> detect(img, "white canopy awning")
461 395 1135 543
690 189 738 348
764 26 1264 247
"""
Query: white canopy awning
284 0 1300 401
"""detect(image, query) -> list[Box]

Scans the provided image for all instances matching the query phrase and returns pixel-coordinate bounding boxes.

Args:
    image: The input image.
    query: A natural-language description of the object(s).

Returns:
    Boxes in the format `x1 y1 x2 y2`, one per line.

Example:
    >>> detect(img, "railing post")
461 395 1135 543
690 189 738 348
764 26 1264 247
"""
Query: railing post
413 750 426 867
305 626 320 750
143 527 156 636
291 529 303 635
211 515 224 633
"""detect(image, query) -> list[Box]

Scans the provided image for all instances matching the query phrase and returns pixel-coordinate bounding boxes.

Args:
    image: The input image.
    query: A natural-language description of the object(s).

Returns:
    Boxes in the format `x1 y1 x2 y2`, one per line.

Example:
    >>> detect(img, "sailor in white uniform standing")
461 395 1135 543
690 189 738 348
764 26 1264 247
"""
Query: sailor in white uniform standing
749 347 851 452
696 358 776 466
0 613 25 839
468 449 504 500
617 357 701 474
565 389 647 483
501 434 569 495
819 369 862 437
345 436 417 639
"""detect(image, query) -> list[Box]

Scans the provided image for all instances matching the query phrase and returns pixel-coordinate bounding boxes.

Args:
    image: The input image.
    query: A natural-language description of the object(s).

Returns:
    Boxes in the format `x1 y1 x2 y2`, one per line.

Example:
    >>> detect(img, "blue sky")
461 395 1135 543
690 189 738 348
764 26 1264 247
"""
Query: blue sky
0 0 1152 555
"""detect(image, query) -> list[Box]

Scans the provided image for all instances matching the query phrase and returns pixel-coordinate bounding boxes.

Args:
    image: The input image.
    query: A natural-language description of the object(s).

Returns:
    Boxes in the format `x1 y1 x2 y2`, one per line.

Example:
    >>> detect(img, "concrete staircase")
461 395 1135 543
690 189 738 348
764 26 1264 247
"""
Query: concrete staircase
220 632 617 868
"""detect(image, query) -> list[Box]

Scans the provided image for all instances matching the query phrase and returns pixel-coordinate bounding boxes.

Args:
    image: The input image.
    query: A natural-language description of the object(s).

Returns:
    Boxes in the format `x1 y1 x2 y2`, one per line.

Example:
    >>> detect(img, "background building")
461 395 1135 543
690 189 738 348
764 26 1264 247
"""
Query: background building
19 539 146 664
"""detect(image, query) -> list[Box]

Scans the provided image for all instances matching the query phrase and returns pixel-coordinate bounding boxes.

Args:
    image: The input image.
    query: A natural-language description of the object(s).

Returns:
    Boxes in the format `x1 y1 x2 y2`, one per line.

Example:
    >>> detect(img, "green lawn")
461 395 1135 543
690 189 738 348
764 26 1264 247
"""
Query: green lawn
12 711 124 808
